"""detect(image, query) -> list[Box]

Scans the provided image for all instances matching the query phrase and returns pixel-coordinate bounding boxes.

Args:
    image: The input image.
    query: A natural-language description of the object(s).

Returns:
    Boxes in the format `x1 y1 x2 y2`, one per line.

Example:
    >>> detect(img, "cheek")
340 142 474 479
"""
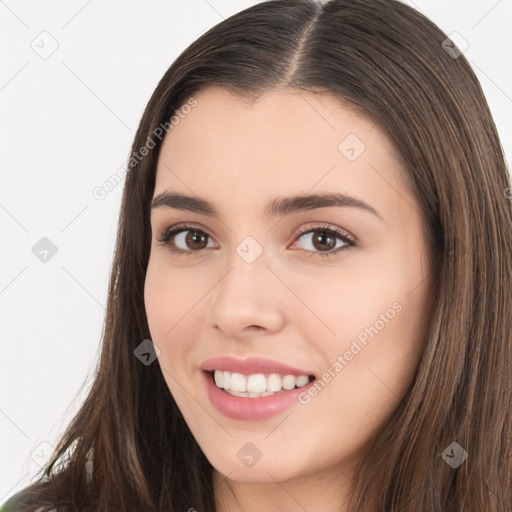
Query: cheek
144 257 201 341
295 261 411 348
144 265 172 340
313 257 428 430
304 245 427 376
144 258 217 387
144 262 197 404
144 261 194 380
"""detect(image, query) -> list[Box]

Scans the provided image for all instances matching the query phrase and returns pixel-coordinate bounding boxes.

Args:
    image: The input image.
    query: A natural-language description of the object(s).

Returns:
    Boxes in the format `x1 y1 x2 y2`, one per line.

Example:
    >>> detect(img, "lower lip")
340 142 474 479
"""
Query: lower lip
201 370 316 421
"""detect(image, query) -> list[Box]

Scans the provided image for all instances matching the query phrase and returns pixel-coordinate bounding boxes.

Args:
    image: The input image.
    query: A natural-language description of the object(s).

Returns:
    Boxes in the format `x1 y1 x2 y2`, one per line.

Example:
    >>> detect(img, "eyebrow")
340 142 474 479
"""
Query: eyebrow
151 191 382 220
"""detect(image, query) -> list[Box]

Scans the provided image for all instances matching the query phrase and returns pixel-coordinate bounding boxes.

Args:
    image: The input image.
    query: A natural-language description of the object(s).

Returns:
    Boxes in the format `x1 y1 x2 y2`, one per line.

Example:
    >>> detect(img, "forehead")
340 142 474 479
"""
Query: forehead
153 86 411 219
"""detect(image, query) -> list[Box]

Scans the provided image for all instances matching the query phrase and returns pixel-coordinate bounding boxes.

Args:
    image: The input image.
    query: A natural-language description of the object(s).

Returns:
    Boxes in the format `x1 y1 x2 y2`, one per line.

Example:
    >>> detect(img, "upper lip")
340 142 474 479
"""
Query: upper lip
200 356 316 377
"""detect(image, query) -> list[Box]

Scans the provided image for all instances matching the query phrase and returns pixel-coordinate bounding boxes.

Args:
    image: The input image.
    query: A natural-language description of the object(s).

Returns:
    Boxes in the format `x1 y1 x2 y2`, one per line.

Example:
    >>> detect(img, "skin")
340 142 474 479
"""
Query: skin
144 86 433 512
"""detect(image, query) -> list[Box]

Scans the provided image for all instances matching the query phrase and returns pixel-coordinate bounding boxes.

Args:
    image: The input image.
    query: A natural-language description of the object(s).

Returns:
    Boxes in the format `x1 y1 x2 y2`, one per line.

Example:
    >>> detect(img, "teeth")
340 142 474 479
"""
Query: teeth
212 370 312 395
296 375 309 387
282 375 296 390
267 373 282 392
222 370 231 390
230 372 247 392
226 389 277 398
247 373 267 393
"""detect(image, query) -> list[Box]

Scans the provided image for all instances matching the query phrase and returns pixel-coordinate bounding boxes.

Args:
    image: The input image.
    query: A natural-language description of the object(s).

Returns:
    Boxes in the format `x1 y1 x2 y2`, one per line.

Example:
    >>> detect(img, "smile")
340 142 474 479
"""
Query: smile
211 369 313 397
201 370 317 421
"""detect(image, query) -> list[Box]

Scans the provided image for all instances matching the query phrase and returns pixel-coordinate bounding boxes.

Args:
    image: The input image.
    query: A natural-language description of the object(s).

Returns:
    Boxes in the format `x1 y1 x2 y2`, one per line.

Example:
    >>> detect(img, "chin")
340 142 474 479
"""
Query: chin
208 449 304 483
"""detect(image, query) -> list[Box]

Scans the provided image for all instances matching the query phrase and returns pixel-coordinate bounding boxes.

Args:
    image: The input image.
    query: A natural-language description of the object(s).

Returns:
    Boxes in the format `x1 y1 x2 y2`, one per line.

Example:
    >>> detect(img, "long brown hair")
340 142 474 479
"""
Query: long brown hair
4 0 511 510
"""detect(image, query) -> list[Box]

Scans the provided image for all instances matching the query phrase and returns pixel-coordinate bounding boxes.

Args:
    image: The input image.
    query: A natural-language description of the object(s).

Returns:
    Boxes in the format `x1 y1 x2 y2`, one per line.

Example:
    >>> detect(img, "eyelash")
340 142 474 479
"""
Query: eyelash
156 222 356 258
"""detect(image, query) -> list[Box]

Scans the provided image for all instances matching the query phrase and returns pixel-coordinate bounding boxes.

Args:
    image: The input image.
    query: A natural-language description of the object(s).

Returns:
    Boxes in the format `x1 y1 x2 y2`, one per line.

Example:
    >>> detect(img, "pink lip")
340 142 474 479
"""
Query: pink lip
201 369 316 421
200 356 316 377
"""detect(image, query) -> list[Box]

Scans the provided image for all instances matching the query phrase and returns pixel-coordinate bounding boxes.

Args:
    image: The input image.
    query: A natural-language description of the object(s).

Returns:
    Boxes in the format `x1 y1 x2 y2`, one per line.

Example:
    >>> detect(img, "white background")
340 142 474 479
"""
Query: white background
1 0 511 501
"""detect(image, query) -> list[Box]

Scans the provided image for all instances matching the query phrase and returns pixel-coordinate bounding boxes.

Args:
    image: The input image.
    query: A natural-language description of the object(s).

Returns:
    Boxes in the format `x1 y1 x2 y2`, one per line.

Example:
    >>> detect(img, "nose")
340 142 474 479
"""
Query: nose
207 249 286 339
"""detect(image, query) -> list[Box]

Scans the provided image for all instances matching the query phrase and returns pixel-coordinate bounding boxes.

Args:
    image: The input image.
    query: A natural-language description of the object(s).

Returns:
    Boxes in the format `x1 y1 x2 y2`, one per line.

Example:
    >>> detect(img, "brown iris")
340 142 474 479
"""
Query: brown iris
312 230 337 252
186 230 208 250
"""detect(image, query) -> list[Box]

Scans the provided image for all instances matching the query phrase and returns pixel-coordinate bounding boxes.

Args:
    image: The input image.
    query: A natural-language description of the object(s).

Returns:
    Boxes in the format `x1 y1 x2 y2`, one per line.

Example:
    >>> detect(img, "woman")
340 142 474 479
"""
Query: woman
3 0 511 510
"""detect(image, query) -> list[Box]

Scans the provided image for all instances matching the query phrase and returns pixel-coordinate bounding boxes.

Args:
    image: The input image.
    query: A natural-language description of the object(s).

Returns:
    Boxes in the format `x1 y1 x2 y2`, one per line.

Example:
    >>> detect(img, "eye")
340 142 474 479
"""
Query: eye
156 222 356 258
290 223 356 257
156 223 216 256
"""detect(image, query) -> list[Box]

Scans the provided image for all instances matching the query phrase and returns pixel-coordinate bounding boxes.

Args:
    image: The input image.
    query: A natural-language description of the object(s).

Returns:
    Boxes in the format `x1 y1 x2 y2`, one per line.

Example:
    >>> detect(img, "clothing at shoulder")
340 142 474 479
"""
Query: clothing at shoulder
0 499 59 512
0 506 56 512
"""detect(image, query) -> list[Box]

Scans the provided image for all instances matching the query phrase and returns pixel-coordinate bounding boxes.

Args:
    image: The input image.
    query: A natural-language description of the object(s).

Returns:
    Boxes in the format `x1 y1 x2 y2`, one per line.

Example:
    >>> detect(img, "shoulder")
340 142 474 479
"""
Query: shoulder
0 506 55 512
1 494 66 512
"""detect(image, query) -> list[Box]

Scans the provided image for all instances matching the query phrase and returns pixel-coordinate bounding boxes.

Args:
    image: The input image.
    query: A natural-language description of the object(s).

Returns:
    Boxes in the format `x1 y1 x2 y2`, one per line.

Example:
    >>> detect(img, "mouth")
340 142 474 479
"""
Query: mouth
205 369 316 398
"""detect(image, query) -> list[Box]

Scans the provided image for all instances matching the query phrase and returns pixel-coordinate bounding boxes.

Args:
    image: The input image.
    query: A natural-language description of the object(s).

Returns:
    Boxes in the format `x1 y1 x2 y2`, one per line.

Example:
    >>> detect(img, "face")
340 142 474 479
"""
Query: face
144 86 432 488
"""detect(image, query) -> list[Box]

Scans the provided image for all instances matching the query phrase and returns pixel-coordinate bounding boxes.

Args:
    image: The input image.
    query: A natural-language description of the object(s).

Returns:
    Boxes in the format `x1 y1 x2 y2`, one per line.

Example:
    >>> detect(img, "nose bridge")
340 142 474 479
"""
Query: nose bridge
213 237 271 306
207 236 285 335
